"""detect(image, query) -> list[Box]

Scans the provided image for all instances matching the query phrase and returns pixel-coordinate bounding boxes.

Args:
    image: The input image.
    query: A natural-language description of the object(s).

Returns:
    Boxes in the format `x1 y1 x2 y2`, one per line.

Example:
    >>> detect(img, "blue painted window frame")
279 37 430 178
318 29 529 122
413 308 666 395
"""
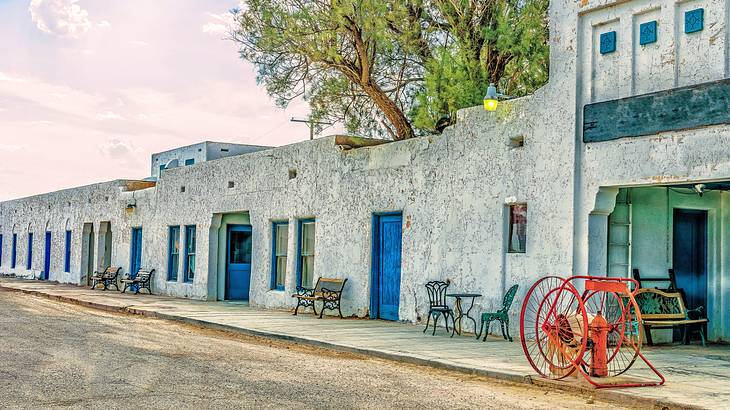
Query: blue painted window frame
0 234 3 266
639 21 658 45
64 230 72 273
183 225 196 283
184 158 195 166
11 233 17 268
599 31 616 54
26 232 33 269
168 226 180 281
685 8 704 34
270 221 289 290
296 219 315 288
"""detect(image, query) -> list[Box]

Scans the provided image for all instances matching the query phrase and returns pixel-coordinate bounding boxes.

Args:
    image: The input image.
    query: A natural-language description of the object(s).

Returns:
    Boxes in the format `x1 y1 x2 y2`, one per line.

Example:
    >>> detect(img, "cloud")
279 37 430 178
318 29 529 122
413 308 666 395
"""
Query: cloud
202 11 234 35
28 0 107 39
98 137 141 167
0 144 26 153
96 111 125 121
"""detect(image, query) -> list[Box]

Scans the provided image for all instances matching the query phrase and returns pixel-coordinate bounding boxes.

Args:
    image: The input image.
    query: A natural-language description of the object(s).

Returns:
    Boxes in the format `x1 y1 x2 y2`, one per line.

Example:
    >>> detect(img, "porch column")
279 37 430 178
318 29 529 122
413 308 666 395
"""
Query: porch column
587 187 619 277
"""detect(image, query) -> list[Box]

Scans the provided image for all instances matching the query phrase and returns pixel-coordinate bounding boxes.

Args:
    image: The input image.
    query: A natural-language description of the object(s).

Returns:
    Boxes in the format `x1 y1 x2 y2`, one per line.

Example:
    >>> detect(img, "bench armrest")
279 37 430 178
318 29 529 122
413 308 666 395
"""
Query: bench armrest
320 287 342 301
686 305 705 320
294 286 315 297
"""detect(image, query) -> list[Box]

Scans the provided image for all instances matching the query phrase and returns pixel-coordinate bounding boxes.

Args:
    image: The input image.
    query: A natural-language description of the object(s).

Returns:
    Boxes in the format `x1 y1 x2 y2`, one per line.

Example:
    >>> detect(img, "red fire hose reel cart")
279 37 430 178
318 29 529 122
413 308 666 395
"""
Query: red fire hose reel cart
519 276 665 388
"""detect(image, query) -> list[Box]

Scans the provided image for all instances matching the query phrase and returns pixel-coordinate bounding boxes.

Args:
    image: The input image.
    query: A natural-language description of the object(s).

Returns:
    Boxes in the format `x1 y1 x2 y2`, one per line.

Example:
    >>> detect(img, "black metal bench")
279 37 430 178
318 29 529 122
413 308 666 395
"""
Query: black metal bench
292 277 347 318
121 268 155 295
635 288 708 346
90 266 121 291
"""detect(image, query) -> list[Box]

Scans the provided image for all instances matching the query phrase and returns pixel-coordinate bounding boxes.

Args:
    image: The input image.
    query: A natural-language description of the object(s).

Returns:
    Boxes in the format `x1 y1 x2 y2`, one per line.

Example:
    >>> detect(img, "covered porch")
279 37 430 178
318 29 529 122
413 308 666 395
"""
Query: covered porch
589 182 730 343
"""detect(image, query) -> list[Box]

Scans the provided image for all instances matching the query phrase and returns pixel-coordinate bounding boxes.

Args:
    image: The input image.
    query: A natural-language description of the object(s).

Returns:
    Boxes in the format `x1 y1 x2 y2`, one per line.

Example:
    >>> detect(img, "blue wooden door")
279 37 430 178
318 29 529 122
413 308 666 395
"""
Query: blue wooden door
130 227 143 277
43 231 51 280
673 209 707 311
374 214 403 321
226 225 252 301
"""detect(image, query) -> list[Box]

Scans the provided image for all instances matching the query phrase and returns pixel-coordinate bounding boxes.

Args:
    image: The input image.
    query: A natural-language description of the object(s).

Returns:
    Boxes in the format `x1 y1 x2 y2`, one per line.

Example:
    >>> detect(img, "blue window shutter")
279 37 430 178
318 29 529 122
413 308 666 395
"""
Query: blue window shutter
64 231 72 272
183 225 196 282
168 226 180 281
639 21 658 45
184 158 195 166
685 9 704 34
599 31 616 54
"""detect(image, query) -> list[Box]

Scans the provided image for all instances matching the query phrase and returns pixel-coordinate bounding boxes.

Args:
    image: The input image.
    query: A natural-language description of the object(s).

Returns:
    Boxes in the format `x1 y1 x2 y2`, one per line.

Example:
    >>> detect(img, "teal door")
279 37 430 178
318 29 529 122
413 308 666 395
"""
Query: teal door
130 227 143 277
226 225 252 301
371 214 403 321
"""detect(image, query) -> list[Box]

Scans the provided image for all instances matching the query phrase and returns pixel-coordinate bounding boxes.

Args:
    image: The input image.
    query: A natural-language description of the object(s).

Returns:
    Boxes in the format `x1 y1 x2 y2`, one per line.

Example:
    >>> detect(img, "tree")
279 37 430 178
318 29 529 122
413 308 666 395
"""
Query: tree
230 0 549 140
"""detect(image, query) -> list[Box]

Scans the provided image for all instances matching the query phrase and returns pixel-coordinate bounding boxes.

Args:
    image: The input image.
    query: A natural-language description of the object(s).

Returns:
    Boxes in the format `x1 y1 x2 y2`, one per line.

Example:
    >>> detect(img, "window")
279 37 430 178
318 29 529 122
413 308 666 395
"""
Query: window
271 222 288 290
11 234 17 268
64 230 72 273
184 158 195 166
297 219 315 288
508 204 527 253
27 232 33 269
168 226 180 281
184 225 196 282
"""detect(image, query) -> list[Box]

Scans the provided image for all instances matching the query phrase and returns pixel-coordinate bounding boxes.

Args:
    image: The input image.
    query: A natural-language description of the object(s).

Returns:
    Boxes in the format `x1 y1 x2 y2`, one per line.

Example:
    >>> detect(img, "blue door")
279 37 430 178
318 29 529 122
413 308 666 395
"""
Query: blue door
43 231 51 280
130 227 143 277
372 214 403 321
226 225 252 301
673 209 707 310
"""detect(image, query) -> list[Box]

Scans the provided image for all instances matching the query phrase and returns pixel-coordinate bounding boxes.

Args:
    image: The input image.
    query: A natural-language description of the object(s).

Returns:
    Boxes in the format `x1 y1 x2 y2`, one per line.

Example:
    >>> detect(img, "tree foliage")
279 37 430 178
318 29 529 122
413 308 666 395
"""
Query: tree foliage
231 0 549 140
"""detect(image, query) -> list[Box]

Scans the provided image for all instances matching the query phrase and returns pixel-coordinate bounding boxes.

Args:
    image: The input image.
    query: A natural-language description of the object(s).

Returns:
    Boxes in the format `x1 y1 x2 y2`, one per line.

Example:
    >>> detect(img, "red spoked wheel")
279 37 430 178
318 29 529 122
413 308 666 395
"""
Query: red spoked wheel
580 289 642 377
520 276 589 380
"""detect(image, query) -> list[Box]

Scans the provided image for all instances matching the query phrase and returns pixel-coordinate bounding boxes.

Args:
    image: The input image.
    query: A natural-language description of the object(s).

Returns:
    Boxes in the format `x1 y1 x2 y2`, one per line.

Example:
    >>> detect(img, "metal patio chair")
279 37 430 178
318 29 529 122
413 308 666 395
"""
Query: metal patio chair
423 280 456 336
476 284 519 342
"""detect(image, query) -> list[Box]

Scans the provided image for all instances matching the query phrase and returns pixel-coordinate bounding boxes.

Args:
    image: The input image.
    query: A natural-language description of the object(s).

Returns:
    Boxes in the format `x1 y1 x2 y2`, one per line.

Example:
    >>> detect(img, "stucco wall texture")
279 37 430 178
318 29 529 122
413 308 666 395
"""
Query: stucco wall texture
1 0 729 339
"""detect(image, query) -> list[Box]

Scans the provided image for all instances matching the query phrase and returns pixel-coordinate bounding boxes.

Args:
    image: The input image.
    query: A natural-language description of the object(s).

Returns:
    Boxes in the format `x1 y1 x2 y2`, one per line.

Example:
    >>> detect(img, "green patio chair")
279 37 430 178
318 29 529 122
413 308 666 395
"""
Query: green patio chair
476 284 519 342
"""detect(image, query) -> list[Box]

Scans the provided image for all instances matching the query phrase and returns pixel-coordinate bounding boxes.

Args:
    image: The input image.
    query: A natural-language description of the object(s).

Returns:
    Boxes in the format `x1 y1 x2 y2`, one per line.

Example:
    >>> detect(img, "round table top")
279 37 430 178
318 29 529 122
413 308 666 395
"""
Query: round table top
445 293 482 298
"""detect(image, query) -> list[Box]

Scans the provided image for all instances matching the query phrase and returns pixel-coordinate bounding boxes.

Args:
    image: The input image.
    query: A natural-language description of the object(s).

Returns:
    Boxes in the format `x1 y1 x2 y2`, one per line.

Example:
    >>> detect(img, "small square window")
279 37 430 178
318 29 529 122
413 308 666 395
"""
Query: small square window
685 8 704 34
184 158 195 166
228 181 235 188
507 204 527 253
639 21 657 45
180 186 186 193
599 31 616 54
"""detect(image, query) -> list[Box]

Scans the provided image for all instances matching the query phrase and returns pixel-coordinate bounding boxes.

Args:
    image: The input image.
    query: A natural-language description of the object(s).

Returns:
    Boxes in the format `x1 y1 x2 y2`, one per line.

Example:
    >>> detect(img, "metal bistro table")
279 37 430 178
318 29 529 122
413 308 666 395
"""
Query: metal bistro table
445 293 482 337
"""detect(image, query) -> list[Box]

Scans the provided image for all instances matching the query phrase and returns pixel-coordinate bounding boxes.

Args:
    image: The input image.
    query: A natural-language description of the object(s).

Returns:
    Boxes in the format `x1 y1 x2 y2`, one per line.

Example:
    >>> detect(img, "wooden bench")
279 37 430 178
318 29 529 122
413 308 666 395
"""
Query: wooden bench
292 277 347 318
635 288 708 346
90 266 121 291
121 268 155 295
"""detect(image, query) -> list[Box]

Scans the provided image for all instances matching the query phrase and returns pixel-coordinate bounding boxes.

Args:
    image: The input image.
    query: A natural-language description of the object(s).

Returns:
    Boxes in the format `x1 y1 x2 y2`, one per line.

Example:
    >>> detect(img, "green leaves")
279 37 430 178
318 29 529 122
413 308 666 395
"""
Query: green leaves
231 0 549 139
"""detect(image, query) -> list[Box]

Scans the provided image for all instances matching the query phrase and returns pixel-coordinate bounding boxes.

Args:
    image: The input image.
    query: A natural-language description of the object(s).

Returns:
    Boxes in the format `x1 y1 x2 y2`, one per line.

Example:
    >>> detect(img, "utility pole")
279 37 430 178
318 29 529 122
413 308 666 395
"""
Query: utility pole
290 117 333 140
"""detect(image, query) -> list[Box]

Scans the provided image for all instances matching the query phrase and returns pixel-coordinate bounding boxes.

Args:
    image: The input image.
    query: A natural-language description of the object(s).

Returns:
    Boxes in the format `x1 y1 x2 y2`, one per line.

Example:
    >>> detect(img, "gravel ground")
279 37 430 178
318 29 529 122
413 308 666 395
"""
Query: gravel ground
0 290 628 409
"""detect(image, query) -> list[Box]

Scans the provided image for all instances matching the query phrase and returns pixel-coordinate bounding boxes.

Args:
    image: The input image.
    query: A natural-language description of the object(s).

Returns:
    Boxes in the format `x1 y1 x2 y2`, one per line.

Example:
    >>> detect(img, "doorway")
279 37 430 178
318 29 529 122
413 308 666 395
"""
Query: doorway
672 209 708 311
130 227 143 276
82 223 94 286
370 213 403 321
43 231 51 280
225 224 252 301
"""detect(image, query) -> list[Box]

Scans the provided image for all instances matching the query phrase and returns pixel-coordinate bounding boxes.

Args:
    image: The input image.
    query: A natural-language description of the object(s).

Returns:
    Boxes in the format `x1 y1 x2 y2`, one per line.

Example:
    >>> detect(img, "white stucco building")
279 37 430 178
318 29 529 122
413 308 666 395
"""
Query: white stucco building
1 0 729 342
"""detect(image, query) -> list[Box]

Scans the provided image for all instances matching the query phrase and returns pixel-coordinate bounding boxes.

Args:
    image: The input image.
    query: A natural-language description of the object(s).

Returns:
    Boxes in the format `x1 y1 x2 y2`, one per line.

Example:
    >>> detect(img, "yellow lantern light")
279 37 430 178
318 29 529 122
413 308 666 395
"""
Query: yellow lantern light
483 83 500 112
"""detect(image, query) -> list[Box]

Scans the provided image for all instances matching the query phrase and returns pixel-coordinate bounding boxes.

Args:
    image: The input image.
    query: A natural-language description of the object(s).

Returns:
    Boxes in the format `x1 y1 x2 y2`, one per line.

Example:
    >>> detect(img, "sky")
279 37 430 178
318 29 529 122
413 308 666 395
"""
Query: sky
0 0 341 201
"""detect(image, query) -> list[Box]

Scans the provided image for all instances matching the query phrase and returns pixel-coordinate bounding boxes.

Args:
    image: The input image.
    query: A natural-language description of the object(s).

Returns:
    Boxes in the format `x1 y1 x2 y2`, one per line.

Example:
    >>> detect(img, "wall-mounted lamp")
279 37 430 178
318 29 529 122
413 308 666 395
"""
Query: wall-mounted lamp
483 83 505 112
694 184 706 197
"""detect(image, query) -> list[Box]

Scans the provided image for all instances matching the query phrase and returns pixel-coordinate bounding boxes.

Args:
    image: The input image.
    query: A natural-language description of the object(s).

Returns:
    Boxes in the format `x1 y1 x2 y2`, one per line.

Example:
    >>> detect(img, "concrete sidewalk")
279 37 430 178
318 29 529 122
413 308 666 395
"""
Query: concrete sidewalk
1 278 727 409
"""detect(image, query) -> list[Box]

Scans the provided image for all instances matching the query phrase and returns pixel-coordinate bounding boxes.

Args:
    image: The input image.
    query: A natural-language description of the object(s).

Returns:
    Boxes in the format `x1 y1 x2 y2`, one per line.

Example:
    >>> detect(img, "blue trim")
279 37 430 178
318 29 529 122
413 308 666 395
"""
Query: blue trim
639 21 657 46
64 230 71 273
295 219 315 288
685 8 704 34
26 232 33 270
130 227 143 277
183 225 196 283
184 158 195 166
599 31 616 55
0 234 3 267
167 226 180 281
270 221 288 290
11 234 17 269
